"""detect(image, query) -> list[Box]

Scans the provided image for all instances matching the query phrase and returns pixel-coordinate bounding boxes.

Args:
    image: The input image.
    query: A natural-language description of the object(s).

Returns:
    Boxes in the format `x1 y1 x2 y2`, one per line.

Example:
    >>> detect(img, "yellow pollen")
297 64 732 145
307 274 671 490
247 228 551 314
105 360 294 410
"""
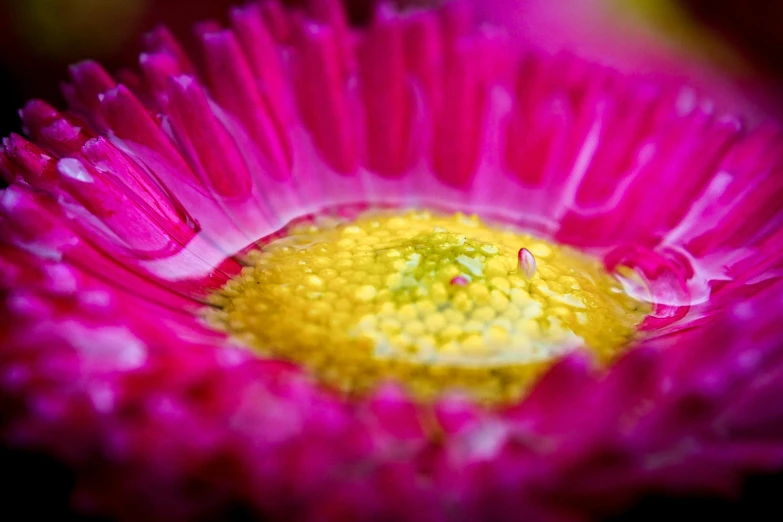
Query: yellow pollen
206 209 650 404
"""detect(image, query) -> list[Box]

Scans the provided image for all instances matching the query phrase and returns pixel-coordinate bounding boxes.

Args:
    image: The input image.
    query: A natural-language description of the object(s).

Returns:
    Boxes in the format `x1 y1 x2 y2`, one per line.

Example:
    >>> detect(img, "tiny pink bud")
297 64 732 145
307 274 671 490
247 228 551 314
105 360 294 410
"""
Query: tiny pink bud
450 275 469 286
518 248 536 279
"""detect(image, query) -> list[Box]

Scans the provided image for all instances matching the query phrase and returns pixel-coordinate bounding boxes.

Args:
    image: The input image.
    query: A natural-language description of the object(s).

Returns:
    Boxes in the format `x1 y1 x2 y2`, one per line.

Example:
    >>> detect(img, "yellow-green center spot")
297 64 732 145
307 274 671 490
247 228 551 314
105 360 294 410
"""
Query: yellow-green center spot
205 210 650 404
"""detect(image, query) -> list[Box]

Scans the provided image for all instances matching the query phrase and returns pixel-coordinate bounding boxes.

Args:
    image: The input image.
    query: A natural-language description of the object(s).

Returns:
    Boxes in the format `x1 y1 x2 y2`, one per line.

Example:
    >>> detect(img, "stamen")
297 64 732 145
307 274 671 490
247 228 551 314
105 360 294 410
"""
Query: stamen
450 275 469 286
205 209 649 404
518 248 536 279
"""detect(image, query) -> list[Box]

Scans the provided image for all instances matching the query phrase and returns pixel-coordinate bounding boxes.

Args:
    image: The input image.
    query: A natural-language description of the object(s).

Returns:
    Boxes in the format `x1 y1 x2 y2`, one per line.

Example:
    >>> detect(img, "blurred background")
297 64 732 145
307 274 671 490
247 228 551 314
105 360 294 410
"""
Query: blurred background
3 0 783 136
0 0 382 136
1 0 783 520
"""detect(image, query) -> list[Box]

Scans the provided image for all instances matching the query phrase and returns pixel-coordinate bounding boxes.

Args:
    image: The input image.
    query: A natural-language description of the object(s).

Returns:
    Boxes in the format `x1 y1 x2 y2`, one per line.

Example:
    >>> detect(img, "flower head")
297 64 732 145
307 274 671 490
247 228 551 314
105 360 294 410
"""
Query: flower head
3 1 783 521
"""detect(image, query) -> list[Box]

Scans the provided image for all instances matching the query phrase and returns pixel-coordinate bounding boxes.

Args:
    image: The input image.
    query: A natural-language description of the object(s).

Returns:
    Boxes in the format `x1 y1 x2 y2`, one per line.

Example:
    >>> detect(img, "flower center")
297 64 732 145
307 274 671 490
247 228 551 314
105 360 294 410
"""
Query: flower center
206 209 649 404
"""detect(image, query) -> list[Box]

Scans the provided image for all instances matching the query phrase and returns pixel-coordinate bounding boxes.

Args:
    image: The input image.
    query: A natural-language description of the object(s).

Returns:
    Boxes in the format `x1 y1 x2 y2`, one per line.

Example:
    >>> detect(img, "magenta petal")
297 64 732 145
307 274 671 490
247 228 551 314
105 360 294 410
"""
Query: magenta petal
200 29 292 181
294 22 359 176
357 6 413 178
230 4 291 127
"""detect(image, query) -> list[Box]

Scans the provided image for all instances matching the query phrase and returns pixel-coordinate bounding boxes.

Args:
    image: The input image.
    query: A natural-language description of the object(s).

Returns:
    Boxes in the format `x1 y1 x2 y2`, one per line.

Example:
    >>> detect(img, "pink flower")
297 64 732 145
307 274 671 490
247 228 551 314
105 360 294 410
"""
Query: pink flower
2 1 783 520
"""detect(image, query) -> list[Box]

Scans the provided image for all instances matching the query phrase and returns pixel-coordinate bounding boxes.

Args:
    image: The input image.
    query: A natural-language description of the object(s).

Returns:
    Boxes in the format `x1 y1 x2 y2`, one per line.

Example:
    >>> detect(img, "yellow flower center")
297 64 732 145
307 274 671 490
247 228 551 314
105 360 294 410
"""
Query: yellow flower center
206 209 649 404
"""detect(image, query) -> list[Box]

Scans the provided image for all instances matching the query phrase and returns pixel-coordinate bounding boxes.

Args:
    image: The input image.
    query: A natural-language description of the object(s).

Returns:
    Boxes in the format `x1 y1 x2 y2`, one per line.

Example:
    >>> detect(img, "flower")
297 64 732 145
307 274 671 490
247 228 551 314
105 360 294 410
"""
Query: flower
2 1 783 521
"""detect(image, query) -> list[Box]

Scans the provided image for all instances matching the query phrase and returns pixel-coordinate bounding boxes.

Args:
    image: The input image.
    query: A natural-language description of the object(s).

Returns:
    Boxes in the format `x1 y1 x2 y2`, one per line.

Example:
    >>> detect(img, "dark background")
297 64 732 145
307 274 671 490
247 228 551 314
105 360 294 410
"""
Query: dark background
2 446 783 521
2 0 783 520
